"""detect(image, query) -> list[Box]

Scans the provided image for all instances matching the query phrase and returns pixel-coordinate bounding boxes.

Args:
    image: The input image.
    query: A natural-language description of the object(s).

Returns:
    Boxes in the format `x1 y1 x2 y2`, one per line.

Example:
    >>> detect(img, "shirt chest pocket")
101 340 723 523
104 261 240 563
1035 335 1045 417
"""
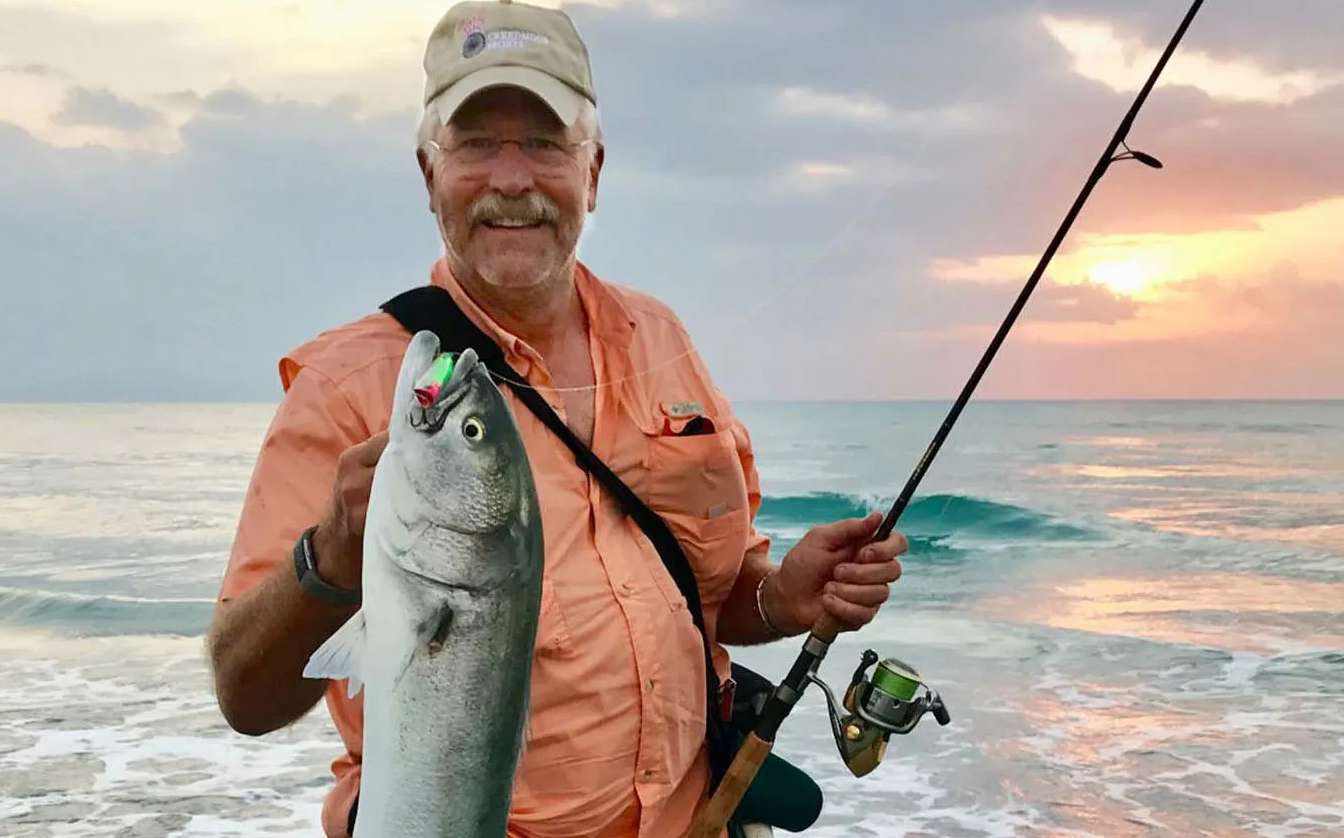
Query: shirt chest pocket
627 400 753 612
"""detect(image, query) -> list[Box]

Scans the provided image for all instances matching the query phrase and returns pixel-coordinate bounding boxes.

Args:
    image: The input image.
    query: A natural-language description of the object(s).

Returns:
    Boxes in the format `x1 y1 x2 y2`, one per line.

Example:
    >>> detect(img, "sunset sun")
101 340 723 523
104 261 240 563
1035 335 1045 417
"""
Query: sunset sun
1086 256 1162 297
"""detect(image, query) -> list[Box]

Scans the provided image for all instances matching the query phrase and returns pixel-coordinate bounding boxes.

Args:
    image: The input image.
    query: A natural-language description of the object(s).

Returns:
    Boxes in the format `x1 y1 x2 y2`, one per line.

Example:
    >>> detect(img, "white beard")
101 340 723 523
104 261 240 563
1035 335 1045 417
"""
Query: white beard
433 207 590 285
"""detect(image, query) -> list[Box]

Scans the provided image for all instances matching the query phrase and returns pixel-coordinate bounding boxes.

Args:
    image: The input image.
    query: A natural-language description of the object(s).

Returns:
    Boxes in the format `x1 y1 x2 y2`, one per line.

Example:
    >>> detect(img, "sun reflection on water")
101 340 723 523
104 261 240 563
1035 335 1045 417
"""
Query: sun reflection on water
979 573 1344 655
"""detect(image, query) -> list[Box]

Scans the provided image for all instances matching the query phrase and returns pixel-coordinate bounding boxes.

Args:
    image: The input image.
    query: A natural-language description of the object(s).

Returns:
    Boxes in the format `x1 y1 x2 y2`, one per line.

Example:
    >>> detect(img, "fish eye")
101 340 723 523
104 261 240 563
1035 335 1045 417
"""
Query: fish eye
462 415 486 442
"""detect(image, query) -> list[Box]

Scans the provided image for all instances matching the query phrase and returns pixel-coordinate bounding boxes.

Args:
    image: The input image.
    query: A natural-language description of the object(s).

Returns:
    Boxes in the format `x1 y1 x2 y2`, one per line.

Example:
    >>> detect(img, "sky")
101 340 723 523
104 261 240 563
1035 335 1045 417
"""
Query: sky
1 0 1342 402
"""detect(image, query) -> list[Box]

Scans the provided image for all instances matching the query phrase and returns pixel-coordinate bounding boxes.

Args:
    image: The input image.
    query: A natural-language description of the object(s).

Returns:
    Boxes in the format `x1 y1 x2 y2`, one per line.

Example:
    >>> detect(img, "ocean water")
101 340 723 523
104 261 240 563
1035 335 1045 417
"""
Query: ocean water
1 400 1341 837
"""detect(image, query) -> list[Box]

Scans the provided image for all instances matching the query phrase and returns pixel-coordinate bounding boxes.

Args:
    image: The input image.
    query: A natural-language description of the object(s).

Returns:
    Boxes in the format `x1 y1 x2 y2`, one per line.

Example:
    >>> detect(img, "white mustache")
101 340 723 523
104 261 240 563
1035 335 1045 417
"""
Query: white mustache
467 192 560 227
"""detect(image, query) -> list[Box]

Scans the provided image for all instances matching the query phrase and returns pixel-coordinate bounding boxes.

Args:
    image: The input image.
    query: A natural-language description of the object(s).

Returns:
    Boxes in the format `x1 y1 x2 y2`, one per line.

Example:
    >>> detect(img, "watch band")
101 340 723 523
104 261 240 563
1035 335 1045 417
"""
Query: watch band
293 525 361 606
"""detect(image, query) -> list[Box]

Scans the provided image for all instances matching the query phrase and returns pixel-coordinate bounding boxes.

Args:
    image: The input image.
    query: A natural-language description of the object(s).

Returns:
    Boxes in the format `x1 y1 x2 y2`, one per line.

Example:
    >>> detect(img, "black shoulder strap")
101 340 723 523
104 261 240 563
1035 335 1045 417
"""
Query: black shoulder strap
378 284 735 791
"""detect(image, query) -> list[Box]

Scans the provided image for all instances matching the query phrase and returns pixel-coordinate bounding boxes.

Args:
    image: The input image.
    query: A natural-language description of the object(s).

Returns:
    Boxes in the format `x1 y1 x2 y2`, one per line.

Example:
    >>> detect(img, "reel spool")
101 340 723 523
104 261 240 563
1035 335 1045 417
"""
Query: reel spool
806 649 951 777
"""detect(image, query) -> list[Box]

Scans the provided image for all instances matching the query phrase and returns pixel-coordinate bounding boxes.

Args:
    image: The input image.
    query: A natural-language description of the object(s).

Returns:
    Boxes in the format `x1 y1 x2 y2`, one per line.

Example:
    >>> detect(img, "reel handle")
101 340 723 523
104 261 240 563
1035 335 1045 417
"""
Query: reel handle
932 695 951 726
848 649 879 692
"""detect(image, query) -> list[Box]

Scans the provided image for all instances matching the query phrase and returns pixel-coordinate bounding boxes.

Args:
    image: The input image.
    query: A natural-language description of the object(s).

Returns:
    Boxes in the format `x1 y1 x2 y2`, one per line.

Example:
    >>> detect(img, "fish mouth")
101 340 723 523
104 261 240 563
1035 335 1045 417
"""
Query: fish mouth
410 347 483 433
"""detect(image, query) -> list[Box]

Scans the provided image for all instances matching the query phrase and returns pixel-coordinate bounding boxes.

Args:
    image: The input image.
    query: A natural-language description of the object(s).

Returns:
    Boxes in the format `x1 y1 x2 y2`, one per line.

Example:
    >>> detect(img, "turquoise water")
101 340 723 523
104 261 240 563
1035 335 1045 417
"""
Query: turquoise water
0 400 1341 836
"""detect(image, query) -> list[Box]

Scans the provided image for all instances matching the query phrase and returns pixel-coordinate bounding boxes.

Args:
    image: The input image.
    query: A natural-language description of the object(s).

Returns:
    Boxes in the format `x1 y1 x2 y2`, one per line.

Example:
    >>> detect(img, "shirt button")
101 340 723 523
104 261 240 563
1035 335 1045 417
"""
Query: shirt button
646 679 656 692
620 583 633 596
642 769 653 780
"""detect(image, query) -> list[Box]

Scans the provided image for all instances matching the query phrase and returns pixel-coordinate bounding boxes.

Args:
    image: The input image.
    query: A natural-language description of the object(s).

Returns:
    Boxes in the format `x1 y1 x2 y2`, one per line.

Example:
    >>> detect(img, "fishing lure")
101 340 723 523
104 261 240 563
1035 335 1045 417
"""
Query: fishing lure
413 353 456 408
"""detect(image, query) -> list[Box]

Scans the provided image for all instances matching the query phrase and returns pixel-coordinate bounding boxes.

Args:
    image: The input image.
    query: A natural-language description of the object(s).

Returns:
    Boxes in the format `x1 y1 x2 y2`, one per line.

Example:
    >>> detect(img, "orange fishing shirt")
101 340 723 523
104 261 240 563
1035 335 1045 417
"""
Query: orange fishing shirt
217 258 770 838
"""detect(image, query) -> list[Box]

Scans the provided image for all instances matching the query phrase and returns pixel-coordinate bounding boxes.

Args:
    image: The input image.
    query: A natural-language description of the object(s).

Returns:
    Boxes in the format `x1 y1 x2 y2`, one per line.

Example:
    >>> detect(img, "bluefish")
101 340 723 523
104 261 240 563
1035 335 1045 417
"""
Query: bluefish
304 332 544 837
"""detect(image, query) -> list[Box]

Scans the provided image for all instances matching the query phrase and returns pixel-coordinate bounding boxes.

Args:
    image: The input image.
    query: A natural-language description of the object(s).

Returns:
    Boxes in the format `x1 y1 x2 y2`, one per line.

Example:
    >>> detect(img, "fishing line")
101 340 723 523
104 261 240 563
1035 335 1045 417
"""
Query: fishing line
449 343 955 546
435 346 704 395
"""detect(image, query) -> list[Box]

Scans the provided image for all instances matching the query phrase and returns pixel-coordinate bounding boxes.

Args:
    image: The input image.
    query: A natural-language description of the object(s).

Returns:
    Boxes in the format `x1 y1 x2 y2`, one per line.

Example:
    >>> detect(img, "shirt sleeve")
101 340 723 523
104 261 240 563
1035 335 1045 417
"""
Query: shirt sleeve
216 364 371 603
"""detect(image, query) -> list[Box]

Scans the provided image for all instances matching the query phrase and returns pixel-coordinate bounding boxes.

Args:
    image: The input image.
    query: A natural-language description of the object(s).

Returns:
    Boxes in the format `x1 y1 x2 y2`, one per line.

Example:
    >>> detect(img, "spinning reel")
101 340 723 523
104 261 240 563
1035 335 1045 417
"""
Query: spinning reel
806 649 951 777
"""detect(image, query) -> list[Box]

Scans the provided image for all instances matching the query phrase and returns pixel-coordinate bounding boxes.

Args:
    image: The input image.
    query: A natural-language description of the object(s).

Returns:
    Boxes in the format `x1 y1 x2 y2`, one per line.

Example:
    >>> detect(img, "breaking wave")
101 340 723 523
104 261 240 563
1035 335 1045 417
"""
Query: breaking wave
0 494 1099 635
0 585 212 638
755 491 1101 554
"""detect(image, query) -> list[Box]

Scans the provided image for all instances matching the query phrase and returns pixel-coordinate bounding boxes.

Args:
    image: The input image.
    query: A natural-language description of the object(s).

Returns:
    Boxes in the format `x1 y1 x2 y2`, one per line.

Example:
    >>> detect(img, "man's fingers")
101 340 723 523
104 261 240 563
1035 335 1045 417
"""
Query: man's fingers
832 559 902 585
822 594 877 631
879 530 910 557
816 511 882 548
354 431 390 466
852 528 909 557
824 581 890 608
339 433 386 471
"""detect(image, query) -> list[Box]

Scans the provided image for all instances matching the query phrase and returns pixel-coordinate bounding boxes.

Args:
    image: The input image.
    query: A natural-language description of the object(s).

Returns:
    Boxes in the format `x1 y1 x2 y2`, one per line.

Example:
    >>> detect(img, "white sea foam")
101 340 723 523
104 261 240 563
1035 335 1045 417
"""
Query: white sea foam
0 632 337 837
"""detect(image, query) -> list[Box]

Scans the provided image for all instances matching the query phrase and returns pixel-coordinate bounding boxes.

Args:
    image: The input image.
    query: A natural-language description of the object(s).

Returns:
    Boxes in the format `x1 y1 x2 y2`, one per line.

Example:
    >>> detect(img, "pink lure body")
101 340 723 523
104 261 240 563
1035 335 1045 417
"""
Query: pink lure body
414 384 441 408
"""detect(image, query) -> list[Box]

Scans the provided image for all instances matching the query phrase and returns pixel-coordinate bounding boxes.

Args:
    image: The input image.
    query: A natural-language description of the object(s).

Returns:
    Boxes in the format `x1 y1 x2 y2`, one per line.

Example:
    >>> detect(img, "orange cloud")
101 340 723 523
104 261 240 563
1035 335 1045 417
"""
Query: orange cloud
909 186 1344 398
1041 14 1344 105
929 195 1344 342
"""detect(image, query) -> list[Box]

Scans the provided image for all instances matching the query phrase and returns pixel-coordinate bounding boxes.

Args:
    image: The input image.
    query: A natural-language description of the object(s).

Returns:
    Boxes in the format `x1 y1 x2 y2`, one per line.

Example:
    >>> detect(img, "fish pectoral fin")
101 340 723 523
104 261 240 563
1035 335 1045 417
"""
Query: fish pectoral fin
303 609 368 699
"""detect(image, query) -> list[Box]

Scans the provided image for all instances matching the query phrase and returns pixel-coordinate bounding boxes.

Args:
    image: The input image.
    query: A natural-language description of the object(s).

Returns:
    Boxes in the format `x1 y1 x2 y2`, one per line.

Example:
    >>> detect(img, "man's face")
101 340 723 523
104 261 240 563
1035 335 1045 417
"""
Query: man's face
420 86 602 293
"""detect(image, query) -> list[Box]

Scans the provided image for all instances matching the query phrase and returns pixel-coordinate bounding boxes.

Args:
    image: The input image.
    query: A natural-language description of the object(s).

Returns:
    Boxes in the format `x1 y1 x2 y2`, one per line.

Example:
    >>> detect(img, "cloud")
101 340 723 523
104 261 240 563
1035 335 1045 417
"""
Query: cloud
1041 13 1344 105
927 196 1344 301
1 61 64 78
0 0 1342 402
770 157 935 194
842 270 1344 401
0 2 429 149
1013 271 1344 400
1165 268 1344 335
0 94 436 402
53 87 165 131
1040 0 1344 78
772 87 987 135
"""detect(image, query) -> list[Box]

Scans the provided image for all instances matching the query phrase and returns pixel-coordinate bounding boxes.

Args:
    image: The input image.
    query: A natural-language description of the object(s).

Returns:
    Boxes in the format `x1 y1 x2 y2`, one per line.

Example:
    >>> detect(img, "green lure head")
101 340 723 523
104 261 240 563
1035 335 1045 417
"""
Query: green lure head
413 353 456 408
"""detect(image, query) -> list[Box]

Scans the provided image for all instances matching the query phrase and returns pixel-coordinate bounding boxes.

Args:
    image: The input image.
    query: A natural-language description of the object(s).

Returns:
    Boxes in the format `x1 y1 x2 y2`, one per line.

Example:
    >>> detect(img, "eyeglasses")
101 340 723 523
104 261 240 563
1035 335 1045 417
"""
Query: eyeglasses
424 134 594 174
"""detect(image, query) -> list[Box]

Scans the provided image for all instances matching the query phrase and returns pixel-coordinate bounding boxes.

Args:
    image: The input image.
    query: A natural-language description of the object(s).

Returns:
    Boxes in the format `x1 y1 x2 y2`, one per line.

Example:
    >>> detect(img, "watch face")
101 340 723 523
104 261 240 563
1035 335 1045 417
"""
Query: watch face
296 529 321 586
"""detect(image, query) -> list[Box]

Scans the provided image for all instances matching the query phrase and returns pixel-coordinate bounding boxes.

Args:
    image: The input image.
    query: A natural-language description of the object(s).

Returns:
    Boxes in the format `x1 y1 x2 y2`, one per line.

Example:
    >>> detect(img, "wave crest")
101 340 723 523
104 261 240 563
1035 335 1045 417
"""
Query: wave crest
756 491 1098 544
0 586 210 637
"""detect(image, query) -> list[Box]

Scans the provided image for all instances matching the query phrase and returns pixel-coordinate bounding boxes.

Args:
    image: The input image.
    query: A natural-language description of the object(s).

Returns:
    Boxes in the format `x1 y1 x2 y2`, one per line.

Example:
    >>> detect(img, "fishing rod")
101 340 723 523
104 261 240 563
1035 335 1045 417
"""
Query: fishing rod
688 1 1207 834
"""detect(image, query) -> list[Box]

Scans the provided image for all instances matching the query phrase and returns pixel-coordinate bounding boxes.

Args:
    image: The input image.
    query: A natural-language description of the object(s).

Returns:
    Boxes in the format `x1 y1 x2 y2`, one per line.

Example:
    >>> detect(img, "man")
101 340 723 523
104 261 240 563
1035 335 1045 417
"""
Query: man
205 2 908 837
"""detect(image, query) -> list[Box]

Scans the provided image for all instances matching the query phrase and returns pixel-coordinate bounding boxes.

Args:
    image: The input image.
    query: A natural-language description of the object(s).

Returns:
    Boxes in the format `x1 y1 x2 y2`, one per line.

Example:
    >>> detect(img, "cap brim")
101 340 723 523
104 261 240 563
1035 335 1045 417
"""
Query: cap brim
430 66 586 127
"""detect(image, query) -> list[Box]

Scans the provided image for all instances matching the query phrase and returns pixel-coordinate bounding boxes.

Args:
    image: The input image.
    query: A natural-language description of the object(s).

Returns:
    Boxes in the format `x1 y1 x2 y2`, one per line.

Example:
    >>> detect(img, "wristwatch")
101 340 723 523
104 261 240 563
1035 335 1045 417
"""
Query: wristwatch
293 525 361 606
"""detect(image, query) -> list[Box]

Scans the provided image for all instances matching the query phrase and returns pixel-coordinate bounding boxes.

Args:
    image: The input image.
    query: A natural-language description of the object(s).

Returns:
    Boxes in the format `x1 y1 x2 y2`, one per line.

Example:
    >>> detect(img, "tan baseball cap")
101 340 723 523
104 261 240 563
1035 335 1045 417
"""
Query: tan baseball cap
421 0 597 128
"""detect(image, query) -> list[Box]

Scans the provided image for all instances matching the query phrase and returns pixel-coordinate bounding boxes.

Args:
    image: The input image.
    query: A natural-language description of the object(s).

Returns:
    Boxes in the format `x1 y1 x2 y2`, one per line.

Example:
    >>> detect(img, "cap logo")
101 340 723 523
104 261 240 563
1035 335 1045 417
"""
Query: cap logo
462 27 552 59
462 31 487 57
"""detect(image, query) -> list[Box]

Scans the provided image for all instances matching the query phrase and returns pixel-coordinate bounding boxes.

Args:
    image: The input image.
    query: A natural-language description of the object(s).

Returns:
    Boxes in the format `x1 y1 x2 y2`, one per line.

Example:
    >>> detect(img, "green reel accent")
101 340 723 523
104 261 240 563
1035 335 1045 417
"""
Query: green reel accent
870 658 922 703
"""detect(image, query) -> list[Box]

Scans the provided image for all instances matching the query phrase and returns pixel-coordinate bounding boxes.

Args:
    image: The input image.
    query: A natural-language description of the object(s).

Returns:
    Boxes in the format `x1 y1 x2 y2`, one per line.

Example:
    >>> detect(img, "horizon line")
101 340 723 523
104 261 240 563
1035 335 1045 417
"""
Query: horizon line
3 397 1342 406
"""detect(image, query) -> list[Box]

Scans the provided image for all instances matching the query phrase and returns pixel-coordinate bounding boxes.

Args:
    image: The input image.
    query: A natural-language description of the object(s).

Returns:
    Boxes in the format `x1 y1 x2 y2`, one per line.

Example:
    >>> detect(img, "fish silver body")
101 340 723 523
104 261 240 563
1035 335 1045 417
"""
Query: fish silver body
303 332 545 837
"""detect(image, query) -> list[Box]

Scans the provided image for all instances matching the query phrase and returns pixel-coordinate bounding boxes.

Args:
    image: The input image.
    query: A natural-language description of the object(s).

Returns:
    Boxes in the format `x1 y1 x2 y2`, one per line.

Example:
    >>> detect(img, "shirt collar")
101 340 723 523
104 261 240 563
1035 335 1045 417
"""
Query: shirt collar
428 258 635 362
